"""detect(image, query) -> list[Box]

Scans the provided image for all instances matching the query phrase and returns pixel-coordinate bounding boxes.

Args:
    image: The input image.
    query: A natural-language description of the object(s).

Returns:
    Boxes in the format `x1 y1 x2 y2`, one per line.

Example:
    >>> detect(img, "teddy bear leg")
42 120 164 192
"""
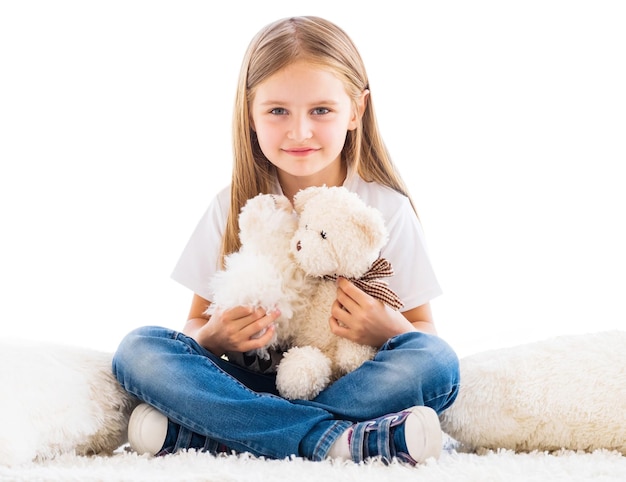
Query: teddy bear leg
334 338 377 375
276 346 332 401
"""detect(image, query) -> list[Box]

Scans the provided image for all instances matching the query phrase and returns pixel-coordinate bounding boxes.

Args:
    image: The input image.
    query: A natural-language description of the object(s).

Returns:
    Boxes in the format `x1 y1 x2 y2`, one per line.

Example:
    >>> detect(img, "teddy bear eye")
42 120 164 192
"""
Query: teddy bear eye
320 231 327 239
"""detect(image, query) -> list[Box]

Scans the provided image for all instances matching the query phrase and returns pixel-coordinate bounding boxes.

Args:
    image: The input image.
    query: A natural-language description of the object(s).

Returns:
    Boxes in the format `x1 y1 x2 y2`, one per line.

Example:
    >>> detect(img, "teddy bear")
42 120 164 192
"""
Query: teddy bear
274 186 404 400
206 192 311 364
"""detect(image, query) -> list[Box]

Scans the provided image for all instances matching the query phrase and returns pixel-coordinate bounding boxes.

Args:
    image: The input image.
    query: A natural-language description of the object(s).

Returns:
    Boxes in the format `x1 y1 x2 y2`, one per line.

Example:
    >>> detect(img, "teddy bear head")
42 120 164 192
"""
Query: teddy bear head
290 186 388 279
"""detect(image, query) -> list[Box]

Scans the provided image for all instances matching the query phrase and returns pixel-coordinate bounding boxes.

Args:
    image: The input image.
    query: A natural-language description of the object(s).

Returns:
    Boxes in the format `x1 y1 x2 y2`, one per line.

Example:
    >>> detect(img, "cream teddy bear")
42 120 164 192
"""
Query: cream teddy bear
275 186 404 401
207 193 311 363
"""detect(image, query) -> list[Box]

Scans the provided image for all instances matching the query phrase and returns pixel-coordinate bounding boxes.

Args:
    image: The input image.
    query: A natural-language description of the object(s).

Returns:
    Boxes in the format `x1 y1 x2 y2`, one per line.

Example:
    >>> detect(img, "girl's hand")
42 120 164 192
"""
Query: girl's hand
329 277 417 347
184 296 280 356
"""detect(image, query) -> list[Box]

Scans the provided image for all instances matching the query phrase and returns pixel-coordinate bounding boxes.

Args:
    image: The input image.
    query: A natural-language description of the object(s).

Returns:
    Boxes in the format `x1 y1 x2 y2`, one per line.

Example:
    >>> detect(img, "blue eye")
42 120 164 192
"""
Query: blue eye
270 108 288 115
312 107 330 115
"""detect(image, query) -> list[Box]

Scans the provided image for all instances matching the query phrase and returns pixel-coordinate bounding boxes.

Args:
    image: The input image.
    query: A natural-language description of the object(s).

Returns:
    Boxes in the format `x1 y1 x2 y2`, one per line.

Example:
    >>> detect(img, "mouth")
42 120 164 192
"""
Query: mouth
283 147 319 157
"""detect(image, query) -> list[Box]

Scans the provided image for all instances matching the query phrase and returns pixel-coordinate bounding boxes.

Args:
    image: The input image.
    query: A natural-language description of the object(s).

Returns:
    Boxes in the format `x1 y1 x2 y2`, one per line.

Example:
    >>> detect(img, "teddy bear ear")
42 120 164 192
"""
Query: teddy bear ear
271 194 295 212
293 186 327 214
353 206 389 248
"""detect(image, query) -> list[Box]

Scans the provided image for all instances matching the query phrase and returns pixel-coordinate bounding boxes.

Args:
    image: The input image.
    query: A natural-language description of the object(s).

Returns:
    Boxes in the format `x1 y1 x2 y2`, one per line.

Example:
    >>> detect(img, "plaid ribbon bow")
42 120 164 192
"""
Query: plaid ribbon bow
324 257 404 310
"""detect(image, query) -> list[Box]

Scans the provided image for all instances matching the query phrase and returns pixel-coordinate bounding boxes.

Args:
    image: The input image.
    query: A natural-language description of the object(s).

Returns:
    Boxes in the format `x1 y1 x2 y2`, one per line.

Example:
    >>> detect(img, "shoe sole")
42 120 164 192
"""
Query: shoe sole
403 406 443 463
128 403 168 456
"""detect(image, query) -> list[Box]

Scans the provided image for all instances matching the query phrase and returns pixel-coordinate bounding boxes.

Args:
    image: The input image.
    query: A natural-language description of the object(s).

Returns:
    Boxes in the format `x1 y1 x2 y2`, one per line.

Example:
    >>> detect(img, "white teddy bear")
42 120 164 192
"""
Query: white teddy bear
275 186 404 400
207 193 311 363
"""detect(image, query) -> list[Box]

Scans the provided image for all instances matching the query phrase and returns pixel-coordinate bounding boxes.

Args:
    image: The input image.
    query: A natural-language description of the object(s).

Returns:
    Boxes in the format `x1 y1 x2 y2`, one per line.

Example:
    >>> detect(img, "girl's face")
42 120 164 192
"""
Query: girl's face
250 61 364 190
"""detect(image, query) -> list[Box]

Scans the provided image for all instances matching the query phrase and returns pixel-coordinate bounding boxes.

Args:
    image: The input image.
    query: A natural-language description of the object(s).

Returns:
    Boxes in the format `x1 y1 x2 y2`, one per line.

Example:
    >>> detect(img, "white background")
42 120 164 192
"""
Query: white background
1 1 624 358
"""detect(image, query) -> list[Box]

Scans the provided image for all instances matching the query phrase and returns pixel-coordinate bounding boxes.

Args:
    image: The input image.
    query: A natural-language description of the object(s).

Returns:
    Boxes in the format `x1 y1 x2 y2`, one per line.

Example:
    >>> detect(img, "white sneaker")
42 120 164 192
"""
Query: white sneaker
347 406 442 465
127 403 169 455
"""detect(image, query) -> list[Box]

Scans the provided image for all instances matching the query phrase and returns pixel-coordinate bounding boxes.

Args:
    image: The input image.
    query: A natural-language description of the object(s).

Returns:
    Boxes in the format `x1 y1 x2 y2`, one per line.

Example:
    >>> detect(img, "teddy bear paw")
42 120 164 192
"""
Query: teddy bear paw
276 346 332 400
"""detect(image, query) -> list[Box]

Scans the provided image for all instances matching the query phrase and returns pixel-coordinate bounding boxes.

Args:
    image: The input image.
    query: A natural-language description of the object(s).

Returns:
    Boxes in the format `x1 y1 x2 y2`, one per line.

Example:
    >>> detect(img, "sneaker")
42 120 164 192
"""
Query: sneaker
349 406 442 465
127 403 168 455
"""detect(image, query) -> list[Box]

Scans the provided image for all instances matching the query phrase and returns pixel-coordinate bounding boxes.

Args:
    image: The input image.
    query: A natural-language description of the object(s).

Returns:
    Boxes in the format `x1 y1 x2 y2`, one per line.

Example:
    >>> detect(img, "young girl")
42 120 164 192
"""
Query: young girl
113 15 459 465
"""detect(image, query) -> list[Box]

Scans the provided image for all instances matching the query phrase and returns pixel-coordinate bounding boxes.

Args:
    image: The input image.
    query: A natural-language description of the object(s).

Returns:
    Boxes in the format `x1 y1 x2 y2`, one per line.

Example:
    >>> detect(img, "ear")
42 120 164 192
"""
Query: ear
348 89 369 131
293 186 326 214
354 206 388 249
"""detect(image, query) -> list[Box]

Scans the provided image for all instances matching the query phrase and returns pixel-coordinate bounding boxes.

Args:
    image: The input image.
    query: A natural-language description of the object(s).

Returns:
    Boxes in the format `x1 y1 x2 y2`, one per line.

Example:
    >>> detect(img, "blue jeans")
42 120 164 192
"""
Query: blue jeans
112 326 459 461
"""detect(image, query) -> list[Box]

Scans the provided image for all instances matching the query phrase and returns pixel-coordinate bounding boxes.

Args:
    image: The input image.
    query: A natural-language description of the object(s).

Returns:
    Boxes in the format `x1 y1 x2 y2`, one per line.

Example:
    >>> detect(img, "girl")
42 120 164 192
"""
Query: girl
112 16 459 465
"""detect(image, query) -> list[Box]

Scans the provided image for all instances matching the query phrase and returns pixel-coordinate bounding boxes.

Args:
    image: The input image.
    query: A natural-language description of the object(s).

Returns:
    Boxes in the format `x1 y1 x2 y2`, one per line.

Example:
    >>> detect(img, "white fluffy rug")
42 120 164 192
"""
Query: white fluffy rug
1 445 625 482
2 333 625 481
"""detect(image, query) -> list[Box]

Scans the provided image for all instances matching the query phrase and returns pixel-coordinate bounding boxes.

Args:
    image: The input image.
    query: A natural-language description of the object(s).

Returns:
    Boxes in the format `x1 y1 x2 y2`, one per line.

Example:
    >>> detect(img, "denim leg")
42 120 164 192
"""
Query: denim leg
302 331 460 419
297 331 460 458
112 326 347 460
294 332 460 460
112 326 459 462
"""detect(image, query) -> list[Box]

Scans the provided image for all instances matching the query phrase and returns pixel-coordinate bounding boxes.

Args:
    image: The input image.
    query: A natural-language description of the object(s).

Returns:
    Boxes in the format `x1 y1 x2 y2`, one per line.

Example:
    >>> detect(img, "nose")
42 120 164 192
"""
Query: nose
287 114 312 141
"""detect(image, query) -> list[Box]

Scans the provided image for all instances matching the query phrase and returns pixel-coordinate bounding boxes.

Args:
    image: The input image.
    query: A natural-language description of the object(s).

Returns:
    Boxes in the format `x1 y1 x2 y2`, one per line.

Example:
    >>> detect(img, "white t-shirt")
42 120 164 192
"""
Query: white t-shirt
171 169 442 311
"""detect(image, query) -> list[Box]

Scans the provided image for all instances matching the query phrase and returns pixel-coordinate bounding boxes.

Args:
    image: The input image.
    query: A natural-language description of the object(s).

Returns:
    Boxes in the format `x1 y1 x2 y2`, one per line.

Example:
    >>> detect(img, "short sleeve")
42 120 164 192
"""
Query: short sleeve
344 172 442 310
170 186 230 300
381 197 443 310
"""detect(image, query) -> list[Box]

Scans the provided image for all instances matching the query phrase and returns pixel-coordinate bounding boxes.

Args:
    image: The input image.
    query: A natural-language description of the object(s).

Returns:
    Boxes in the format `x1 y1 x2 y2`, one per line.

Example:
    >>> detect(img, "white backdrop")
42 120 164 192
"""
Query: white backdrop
1 1 624 358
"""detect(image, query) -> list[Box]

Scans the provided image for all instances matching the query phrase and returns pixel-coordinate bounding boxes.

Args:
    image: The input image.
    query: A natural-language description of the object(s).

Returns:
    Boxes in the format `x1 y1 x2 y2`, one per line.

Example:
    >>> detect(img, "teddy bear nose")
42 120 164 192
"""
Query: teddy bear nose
296 241 302 251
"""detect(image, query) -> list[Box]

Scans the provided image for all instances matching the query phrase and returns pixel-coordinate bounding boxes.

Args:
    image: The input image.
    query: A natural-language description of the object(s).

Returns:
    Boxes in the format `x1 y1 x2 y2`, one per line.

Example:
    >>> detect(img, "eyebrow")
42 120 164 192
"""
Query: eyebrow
257 99 341 106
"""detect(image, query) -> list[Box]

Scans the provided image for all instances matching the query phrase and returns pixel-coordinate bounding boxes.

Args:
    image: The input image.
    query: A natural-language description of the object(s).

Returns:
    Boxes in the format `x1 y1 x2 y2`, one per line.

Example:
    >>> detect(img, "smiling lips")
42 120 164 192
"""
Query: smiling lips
283 147 320 157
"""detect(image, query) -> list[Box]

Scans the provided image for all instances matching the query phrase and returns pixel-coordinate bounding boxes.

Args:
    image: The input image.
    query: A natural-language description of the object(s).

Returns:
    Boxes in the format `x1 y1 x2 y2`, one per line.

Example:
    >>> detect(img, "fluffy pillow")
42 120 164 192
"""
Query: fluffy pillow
440 330 626 454
0 339 139 466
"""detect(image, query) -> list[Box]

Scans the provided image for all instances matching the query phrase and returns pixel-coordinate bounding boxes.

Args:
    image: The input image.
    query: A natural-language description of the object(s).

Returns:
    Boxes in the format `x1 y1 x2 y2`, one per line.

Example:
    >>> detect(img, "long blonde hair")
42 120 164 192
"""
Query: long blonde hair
223 16 415 264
